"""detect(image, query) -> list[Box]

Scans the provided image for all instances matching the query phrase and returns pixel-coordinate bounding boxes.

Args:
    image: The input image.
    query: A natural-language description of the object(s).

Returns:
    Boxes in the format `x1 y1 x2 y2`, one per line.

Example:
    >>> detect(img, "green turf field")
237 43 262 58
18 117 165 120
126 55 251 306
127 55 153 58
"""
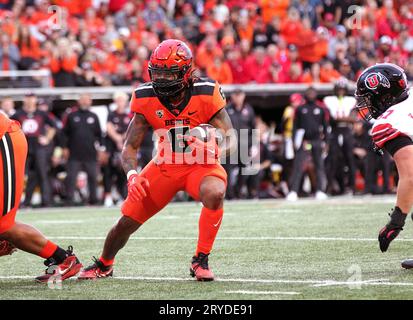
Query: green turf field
1 196 413 300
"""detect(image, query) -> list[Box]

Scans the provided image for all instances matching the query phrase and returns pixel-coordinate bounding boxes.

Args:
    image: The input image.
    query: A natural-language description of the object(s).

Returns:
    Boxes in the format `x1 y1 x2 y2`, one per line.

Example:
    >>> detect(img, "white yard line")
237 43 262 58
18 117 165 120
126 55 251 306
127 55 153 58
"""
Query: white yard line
35 220 86 224
17 195 398 215
312 279 389 287
43 235 413 242
224 290 301 295
0 275 350 285
114 276 324 284
0 276 34 279
0 275 411 289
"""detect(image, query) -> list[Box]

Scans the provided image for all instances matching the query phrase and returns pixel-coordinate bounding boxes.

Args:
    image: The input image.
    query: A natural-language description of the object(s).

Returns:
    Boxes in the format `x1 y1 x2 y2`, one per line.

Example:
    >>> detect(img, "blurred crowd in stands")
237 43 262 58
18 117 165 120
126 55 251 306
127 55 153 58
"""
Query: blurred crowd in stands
0 0 412 87
0 83 396 206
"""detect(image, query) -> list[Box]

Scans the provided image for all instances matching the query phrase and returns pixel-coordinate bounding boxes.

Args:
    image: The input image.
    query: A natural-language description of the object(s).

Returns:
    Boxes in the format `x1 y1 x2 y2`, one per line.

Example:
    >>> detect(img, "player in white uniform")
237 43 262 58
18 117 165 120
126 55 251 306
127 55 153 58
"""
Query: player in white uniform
371 90 413 150
324 79 357 194
355 63 413 269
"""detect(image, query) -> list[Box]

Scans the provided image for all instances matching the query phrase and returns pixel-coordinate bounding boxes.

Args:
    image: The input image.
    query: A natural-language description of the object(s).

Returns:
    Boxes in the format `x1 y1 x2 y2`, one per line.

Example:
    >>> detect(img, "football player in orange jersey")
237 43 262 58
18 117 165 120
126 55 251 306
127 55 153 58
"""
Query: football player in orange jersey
0 111 82 282
79 39 237 281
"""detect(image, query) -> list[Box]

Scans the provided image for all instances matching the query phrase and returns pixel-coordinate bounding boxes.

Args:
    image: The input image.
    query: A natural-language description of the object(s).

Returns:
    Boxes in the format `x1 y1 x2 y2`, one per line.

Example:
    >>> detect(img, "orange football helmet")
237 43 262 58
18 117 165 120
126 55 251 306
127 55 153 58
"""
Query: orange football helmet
148 39 193 97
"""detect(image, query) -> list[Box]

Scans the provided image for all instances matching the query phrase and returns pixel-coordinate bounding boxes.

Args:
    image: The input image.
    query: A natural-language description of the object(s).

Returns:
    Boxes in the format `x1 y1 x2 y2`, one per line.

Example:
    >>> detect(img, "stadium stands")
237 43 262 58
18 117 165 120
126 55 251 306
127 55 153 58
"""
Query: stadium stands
0 0 411 88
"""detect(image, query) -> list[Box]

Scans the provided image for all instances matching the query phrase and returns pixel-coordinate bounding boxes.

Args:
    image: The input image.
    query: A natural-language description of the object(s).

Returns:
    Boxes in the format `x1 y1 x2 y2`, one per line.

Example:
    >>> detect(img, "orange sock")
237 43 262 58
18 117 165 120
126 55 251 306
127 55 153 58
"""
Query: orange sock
196 207 223 255
99 256 114 267
39 240 58 259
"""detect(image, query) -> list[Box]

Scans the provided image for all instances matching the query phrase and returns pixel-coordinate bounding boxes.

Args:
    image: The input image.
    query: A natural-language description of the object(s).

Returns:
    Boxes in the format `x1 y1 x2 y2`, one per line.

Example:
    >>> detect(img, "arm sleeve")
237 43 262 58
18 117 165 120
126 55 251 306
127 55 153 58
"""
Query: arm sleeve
130 92 145 116
206 82 227 122
383 135 413 156
371 123 402 149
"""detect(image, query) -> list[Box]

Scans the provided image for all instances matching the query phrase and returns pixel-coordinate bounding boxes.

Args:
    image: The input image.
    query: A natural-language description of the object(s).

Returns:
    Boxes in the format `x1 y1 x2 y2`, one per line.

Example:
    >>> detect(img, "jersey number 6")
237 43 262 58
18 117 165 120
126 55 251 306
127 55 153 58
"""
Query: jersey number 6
168 126 191 153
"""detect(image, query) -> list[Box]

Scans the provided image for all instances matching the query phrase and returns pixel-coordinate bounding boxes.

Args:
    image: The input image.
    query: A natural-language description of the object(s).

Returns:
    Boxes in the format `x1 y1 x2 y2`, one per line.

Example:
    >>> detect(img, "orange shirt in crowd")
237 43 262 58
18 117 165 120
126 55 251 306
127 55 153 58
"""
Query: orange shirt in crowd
195 46 223 71
92 53 118 74
237 23 254 43
20 10 51 25
280 18 302 45
260 0 290 23
375 6 399 21
18 37 41 60
206 61 233 84
50 54 78 73
84 15 105 36
297 29 328 63
53 0 92 16
319 66 341 83
302 71 322 84
204 0 217 13
302 72 313 83
0 20 15 38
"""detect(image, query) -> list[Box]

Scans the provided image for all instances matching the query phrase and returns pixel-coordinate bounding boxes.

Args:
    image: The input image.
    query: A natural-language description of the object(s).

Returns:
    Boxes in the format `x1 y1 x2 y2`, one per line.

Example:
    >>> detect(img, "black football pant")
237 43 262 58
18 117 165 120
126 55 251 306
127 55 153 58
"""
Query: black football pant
65 159 98 204
24 146 52 206
327 127 356 192
223 163 247 199
290 139 326 193
103 158 127 199
365 151 392 193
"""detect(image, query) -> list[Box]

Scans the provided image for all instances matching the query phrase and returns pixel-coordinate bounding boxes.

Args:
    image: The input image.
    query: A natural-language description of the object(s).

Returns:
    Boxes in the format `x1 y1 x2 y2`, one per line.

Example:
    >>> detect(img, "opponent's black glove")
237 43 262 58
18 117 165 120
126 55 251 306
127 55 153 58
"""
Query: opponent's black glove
378 207 407 252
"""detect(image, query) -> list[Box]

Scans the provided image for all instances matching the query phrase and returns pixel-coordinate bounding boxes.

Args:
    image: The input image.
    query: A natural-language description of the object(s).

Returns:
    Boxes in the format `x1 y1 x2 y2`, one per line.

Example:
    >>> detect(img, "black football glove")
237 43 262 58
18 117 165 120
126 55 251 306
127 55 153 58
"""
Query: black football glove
378 207 407 252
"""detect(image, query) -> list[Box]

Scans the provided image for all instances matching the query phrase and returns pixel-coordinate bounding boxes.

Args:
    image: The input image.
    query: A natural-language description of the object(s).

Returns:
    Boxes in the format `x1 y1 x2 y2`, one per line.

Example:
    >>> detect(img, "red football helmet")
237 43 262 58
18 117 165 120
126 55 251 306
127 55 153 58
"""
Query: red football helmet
148 39 193 97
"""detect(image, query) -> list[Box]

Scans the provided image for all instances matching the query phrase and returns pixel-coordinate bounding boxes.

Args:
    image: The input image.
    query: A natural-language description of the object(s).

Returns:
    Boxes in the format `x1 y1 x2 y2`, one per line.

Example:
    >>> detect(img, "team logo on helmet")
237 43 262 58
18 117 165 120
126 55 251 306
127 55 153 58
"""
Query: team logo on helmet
176 44 192 61
156 110 164 118
365 72 390 90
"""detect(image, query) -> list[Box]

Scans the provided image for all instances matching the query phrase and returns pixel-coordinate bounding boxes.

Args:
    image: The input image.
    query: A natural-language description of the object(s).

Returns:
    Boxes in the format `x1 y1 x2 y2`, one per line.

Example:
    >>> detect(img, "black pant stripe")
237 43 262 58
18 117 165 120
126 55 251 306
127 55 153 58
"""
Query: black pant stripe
4 133 16 211
0 136 9 216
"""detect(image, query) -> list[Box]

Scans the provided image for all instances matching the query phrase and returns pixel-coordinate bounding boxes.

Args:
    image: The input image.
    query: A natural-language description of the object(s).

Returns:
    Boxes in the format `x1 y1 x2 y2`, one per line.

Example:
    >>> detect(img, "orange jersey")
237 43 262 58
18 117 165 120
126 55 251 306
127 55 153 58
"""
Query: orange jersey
0 112 11 139
0 114 27 233
130 78 226 165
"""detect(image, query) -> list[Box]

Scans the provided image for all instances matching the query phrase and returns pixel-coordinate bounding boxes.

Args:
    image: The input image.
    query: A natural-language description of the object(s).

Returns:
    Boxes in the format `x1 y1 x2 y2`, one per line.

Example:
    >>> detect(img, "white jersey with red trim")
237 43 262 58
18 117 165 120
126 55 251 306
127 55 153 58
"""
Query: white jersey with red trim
371 89 413 149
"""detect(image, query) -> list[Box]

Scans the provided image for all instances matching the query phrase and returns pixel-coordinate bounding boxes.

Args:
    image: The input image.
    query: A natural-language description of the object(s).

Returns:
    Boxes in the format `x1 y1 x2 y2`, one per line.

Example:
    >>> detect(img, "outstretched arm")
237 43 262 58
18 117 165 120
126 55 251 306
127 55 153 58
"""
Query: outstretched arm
378 143 413 252
209 108 237 158
121 113 149 175
393 145 413 213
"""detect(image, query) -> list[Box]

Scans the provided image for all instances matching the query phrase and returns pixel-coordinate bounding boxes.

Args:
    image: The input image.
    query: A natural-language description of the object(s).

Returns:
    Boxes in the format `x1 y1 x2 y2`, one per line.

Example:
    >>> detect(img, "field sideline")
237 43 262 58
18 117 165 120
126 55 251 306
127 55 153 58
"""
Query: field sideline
1 196 413 300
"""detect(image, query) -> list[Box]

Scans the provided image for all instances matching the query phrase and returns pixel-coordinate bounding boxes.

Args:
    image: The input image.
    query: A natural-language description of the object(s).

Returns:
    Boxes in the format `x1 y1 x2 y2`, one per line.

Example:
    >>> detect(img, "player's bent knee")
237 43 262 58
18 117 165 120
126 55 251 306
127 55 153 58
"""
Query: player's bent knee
199 176 226 210
114 216 142 235
201 188 225 210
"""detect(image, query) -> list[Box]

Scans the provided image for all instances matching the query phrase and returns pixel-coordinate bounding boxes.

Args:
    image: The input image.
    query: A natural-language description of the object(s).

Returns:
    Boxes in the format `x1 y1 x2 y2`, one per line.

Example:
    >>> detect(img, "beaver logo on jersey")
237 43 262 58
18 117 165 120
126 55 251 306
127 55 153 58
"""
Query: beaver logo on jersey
365 72 390 90
156 110 164 119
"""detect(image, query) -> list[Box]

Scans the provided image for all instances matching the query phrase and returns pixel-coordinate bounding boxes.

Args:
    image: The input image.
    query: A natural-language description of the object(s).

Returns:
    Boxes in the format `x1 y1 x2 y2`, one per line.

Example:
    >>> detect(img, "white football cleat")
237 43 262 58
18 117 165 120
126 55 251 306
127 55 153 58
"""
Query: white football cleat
315 191 328 200
286 191 298 201
104 196 114 208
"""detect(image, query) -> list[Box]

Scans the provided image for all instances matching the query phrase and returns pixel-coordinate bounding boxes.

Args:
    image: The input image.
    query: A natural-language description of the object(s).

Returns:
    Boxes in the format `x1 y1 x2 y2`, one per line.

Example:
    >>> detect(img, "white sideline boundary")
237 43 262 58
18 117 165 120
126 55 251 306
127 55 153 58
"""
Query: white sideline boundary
43 235 413 242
